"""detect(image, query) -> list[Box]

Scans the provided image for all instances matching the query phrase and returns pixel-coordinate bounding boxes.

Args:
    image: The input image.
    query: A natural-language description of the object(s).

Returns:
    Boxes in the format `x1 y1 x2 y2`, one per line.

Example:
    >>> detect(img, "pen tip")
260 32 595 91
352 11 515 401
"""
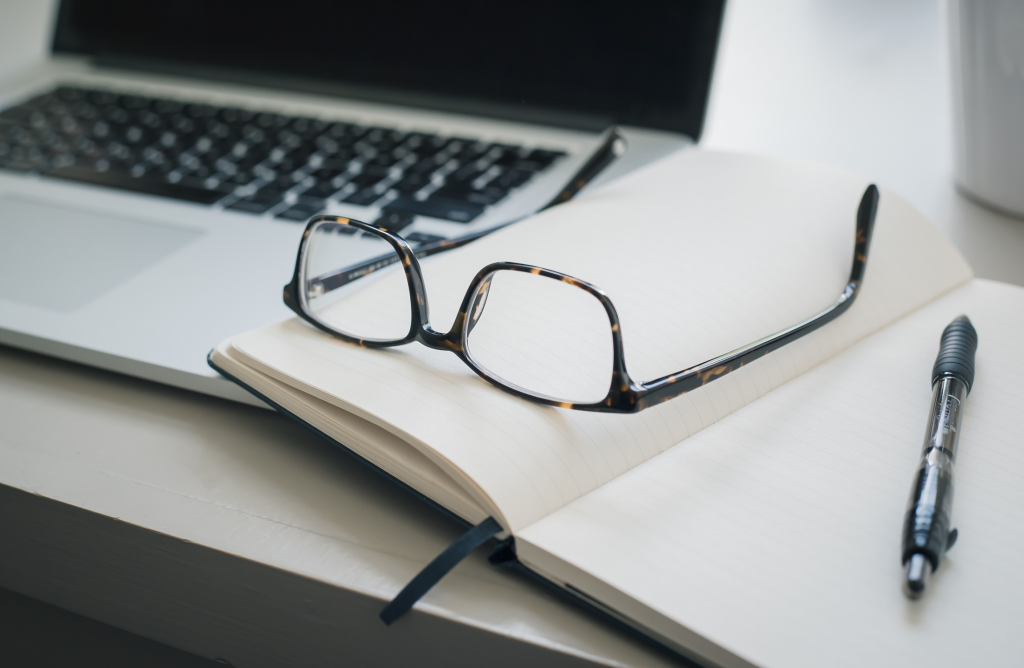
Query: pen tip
903 553 932 599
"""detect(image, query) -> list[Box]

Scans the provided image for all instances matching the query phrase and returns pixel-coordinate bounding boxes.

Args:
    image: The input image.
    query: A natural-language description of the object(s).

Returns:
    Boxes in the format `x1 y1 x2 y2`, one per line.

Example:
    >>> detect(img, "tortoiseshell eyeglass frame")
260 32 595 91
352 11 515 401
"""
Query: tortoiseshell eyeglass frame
283 185 879 414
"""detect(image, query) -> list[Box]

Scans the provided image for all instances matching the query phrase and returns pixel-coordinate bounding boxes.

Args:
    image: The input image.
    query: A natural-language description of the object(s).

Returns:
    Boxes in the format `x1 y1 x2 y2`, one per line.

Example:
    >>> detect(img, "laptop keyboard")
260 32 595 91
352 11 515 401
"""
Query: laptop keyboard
0 85 566 227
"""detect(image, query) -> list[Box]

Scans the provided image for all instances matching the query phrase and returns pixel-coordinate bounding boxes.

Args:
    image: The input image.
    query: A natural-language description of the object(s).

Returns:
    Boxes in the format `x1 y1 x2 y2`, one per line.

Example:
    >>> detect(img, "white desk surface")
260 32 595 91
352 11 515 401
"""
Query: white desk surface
2 1 1022 667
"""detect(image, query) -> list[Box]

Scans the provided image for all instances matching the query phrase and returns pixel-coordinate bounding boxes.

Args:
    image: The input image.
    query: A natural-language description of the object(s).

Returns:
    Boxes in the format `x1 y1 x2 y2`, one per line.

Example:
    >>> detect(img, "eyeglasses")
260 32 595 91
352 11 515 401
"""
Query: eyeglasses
283 177 878 414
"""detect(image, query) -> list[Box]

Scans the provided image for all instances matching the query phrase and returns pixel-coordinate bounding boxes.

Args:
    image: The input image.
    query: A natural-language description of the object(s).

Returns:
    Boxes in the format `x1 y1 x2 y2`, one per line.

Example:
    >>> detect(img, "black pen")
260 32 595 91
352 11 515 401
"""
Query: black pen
902 315 978 598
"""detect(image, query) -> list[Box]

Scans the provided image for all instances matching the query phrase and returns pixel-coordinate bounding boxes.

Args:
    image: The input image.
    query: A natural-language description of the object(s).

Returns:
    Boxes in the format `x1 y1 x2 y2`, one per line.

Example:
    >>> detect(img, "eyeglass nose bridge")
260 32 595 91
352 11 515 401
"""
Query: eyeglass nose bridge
414 267 498 355
414 323 463 353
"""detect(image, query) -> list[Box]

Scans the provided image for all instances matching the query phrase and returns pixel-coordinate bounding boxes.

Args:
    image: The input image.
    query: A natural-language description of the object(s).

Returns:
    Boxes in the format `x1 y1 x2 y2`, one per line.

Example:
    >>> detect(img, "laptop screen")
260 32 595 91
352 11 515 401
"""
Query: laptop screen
52 0 725 139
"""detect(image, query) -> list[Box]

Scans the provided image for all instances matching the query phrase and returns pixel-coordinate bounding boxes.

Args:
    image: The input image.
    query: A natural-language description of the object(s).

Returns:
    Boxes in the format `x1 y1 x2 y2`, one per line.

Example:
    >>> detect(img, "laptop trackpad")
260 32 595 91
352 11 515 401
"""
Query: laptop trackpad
0 197 201 312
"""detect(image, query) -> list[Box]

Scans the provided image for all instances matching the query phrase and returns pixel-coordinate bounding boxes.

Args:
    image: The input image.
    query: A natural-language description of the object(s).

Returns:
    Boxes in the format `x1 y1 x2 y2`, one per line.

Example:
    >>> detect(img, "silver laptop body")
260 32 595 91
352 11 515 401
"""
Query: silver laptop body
0 1 724 405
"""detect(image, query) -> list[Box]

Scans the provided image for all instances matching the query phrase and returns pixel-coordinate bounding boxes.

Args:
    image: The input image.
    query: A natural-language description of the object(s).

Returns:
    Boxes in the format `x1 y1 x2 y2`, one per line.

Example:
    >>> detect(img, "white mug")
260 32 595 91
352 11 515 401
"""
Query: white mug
949 0 1024 218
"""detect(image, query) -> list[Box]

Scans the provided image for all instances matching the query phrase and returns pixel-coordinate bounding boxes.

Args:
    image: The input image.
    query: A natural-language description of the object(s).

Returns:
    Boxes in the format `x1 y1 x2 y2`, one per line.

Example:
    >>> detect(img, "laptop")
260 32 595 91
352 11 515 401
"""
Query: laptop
0 0 725 405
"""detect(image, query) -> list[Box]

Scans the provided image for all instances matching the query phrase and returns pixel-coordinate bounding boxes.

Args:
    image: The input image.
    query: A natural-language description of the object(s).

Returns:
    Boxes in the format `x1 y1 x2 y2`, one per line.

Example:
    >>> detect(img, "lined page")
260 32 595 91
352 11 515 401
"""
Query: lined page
517 279 1024 668
229 150 972 531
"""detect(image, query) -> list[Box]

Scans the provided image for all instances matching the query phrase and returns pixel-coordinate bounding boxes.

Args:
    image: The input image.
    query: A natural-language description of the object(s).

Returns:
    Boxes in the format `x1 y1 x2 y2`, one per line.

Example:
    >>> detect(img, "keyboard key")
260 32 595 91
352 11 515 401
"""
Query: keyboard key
433 184 507 206
316 154 355 170
493 168 532 189
177 160 212 178
453 142 490 163
227 198 275 214
342 188 386 206
225 170 256 186
297 195 327 207
120 95 153 110
276 202 324 221
404 231 445 245
373 210 414 233
186 103 217 118
359 164 391 179
405 157 442 176
325 122 356 137
219 107 253 124
270 156 304 173
46 165 228 204
489 145 523 167
365 151 402 169
176 174 229 191
392 172 431 193
102 106 130 124
155 99 185 115
226 189 284 214
307 167 343 182
87 90 117 106
288 117 318 137
511 159 546 172
287 145 317 164
384 196 484 223
251 184 290 201
347 169 387 189
408 136 450 158
446 162 487 184
466 188 508 206
525 148 565 166
315 139 341 158
269 172 304 191
298 181 335 199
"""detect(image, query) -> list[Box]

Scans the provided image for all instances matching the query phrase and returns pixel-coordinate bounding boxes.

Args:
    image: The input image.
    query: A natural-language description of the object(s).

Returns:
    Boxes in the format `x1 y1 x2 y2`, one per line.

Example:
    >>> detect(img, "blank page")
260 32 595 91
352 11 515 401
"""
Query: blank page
517 279 1024 668
228 150 972 531
212 341 489 524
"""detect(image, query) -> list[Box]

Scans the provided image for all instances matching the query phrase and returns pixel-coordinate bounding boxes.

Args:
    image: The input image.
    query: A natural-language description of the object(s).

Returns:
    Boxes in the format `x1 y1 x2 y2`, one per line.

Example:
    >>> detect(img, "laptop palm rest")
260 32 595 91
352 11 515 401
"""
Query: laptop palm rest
0 197 201 312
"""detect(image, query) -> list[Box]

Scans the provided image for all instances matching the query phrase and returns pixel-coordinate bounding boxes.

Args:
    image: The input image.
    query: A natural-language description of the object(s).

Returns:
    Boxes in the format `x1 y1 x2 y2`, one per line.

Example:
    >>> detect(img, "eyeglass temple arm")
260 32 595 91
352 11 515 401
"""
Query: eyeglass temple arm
305 128 627 294
537 126 627 212
633 184 880 412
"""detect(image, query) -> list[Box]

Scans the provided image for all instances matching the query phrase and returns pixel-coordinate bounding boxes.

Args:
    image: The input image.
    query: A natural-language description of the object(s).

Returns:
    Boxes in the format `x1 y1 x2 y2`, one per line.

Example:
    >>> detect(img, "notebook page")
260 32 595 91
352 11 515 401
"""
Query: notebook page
229 151 972 532
516 279 1024 668
211 341 488 524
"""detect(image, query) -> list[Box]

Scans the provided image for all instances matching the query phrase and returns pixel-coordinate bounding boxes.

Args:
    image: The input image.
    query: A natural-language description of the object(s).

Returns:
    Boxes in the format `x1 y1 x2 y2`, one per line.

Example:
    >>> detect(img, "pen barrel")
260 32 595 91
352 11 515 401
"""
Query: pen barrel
902 448 954 569
901 374 968 569
901 316 977 582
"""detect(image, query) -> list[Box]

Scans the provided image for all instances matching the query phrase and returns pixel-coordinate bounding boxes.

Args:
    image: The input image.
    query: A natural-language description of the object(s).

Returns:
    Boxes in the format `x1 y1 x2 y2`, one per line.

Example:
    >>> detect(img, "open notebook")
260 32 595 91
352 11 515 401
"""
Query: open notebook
210 151 1024 667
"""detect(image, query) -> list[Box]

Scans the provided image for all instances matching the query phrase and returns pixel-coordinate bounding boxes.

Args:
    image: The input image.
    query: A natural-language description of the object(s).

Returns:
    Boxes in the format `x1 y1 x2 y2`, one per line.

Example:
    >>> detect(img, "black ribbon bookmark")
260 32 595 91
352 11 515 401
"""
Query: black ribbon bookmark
380 517 503 625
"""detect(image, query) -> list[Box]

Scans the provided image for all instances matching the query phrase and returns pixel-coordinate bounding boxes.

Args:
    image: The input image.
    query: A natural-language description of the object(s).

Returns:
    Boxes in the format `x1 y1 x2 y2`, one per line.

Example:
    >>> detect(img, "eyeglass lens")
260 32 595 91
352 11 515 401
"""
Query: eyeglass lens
302 222 412 342
465 270 614 404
